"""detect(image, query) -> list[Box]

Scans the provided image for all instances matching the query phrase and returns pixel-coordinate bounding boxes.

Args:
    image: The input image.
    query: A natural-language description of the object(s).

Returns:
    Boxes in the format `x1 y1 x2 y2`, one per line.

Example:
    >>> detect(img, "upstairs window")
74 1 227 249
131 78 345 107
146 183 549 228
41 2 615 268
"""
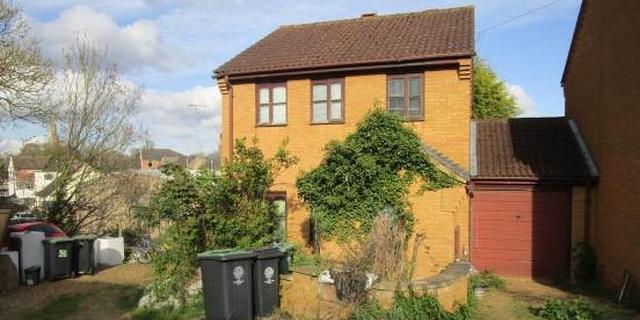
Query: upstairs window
312 79 343 124
257 84 287 125
387 74 423 120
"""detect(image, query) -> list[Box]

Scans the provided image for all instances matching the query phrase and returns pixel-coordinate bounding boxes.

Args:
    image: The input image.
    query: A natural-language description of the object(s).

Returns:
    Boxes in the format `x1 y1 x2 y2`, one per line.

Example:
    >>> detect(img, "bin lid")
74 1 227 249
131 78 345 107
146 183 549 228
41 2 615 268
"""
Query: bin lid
43 237 74 244
254 247 283 259
274 242 294 251
72 234 97 240
197 248 257 261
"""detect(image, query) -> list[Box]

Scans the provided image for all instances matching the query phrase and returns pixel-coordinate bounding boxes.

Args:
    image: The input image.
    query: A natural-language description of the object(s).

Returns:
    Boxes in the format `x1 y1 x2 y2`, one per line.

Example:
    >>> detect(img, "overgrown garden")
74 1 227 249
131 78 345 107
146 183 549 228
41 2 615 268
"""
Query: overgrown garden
138 139 296 304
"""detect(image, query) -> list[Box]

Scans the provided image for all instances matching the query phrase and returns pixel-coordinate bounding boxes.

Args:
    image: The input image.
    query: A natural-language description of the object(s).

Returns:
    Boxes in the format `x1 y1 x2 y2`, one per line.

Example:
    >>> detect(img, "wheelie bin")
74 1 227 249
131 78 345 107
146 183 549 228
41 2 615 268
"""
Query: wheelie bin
198 249 258 320
252 247 284 317
43 237 74 281
72 235 96 275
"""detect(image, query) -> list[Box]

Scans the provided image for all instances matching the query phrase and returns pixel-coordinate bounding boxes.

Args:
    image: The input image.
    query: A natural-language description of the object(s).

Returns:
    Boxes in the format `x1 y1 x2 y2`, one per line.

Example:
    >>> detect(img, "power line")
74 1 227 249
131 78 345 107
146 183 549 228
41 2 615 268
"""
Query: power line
477 0 567 40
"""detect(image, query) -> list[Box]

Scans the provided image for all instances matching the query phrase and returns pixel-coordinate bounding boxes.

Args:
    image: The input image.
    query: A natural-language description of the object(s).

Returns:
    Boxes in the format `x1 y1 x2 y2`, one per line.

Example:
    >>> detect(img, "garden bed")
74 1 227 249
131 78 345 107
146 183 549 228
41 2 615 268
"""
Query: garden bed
279 261 471 318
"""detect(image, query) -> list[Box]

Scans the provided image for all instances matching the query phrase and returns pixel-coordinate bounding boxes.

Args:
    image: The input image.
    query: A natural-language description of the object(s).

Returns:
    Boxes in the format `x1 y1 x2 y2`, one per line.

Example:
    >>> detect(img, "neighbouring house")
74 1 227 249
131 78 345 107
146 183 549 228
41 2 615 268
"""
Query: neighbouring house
138 148 215 172
7 156 57 203
562 0 640 299
470 118 597 280
139 148 187 170
215 7 474 278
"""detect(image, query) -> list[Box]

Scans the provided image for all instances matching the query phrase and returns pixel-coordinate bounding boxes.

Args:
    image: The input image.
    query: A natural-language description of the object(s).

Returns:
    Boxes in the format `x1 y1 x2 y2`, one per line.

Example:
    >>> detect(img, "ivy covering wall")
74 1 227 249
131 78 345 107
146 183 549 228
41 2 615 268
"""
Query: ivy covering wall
296 109 459 242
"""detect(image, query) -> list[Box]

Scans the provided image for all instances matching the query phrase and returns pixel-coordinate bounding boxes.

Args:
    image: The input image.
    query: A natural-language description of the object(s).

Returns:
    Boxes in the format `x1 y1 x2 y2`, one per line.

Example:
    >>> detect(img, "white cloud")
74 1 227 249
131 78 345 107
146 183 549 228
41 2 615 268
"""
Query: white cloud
135 85 221 154
31 5 176 72
0 135 49 154
0 138 22 154
507 84 537 117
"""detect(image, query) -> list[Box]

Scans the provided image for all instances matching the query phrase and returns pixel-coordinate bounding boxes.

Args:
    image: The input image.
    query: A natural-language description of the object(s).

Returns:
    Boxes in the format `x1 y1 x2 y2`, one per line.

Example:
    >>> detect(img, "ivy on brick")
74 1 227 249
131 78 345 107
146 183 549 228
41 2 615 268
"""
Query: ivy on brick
296 108 459 242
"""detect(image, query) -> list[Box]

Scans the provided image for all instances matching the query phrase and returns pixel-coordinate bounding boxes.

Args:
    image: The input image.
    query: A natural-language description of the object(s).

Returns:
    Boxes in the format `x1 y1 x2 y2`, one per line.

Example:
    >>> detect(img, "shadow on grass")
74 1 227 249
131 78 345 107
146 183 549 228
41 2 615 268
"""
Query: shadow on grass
22 293 88 320
19 283 147 320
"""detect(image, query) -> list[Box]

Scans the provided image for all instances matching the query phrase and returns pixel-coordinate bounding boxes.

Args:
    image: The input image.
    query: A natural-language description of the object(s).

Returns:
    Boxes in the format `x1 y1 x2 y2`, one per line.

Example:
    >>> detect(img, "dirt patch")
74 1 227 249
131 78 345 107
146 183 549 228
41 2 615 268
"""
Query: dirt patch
0 263 152 320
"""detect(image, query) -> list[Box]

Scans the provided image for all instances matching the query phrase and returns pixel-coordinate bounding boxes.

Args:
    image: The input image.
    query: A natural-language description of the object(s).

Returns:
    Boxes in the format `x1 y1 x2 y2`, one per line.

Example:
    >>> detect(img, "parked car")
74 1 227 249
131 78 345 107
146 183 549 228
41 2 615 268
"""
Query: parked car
9 211 39 224
8 221 67 238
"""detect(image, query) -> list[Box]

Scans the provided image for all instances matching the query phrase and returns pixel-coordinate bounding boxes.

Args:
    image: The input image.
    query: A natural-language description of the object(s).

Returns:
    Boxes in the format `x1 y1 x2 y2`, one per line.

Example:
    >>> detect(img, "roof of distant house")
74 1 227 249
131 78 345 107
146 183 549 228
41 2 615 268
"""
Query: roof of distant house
141 148 185 161
215 6 474 78
11 156 51 171
472 117 597 180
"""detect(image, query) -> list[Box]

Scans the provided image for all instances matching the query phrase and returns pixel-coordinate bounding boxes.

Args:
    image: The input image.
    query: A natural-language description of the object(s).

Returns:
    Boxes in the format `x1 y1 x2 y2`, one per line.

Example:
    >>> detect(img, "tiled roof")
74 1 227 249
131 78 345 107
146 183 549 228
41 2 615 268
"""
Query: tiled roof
12 156 51 170
142 148 185 161
473 118 594 180
216 6 474 77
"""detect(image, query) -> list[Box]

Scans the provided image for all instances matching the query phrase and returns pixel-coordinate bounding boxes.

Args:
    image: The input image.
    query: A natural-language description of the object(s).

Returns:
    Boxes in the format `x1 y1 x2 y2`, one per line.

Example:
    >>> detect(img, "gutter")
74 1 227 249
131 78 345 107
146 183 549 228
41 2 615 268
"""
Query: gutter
216 55 473 82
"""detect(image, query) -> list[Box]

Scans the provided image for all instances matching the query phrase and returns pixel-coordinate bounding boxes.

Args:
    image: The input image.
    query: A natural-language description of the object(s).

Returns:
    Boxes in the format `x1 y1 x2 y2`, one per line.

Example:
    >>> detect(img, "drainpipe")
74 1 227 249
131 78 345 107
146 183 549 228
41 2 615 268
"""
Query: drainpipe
584 179 592 243
226 75 234 162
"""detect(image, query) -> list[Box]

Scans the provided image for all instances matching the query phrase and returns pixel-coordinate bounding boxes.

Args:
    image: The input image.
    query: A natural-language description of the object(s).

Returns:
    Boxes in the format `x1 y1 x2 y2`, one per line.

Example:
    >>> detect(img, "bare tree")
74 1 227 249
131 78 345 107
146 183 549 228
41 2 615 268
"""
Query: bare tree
0 0 53 122
45 40 142 234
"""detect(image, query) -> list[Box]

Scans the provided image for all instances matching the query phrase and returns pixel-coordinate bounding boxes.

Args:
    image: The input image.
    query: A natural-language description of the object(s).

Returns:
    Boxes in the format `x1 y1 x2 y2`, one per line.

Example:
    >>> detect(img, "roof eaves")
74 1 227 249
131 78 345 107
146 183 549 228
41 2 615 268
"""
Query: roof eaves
218 53 474 81
568 118 599 178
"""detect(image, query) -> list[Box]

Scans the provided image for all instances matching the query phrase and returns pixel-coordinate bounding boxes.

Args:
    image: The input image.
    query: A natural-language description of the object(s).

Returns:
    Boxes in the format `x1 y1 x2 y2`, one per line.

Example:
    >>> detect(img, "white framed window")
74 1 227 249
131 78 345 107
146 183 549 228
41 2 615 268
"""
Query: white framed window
311 79 344 123
257 83 287 125
387 74 423 120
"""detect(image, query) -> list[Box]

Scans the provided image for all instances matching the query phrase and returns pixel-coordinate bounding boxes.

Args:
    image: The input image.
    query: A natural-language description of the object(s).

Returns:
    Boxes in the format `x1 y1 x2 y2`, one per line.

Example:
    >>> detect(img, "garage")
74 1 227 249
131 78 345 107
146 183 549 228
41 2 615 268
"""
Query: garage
472 186 571 279
471 118 597 280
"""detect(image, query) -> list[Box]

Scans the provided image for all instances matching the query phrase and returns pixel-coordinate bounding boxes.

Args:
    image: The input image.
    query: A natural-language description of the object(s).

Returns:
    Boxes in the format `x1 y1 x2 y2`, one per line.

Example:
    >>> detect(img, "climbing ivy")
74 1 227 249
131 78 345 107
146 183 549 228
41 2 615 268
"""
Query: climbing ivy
296 108 458 242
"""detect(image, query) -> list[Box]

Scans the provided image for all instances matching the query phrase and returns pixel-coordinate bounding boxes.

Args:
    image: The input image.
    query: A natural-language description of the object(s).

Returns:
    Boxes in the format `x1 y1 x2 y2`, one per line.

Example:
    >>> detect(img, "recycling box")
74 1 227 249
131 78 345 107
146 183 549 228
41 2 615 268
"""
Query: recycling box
43 237 74 281
253 247 284 317
72 235 96 275
198 249 258 320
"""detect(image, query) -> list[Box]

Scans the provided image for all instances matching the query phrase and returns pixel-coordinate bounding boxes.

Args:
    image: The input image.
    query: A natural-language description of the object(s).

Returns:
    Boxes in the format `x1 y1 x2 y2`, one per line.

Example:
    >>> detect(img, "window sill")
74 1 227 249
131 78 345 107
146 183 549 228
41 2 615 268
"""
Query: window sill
310 121 345 126
403 118 424 122
255 124 288 128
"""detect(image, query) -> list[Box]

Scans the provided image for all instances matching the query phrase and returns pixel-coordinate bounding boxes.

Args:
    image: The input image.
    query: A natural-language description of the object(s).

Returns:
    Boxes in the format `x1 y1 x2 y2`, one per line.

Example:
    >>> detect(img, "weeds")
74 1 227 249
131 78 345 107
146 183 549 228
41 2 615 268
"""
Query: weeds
538 297 602 320
470 271 505 290
349 291 474 320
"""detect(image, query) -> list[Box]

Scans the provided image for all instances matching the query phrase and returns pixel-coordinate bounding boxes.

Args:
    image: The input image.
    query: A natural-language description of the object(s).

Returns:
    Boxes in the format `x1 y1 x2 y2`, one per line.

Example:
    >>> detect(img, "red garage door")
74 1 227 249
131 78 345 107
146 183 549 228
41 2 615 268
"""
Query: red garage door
471 187 571 279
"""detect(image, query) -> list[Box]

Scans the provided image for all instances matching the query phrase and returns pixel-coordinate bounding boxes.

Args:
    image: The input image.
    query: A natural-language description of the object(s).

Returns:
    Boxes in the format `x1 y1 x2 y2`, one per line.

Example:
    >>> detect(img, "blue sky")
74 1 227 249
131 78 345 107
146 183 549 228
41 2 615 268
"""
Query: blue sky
0 0 581 155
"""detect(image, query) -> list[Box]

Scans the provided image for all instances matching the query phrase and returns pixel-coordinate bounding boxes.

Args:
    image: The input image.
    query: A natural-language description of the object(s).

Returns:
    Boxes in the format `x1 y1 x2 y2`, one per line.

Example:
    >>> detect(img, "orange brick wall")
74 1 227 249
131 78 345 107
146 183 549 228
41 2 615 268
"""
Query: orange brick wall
219 61 471 275
563 0 640 300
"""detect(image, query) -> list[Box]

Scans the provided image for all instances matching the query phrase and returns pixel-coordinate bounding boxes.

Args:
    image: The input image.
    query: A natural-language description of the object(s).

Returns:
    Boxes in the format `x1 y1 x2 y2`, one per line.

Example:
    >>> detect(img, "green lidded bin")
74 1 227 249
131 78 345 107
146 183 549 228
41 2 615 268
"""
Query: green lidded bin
43 237 74 281
198 249 258 320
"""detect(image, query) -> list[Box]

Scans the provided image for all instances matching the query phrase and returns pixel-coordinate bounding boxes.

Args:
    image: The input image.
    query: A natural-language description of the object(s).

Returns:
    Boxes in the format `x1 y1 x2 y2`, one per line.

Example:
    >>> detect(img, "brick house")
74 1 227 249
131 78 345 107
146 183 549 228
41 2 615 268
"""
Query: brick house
214 7 474 278
562 0 640 299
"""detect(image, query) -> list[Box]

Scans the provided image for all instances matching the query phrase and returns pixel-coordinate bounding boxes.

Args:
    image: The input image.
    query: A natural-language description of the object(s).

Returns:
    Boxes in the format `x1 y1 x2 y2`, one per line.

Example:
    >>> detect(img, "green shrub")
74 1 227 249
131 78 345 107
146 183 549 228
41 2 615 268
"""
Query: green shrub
139 139 296 303
539 297 602 320
349 291 474 320
470 271 505 290
573 242 597 284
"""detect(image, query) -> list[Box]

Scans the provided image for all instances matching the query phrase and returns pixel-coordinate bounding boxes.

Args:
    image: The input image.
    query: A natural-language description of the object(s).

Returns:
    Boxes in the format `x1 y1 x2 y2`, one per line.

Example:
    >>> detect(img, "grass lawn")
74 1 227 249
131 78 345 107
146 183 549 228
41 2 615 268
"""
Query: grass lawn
0 263 152 320
475 278 639 320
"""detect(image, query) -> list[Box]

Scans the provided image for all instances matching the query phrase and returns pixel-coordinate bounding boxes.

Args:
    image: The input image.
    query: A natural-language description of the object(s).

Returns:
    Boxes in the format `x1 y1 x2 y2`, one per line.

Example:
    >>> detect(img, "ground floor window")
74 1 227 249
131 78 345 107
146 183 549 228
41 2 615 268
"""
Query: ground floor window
267 192 287 241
